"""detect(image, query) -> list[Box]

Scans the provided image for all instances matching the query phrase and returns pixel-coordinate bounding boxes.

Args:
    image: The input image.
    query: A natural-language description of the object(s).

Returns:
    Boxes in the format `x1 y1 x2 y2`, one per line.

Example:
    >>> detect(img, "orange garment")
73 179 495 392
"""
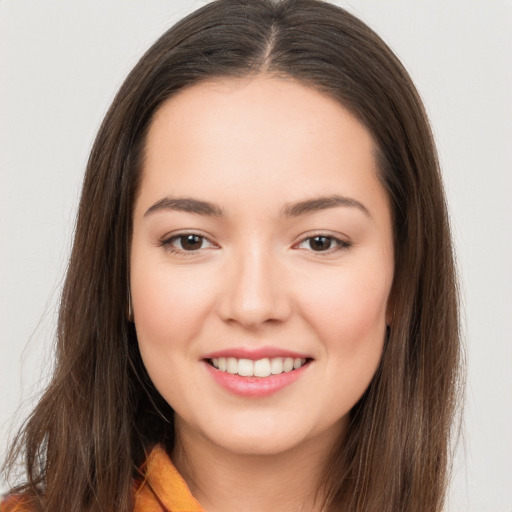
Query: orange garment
0 496 27 512
134 445 204 512
1 446 203 512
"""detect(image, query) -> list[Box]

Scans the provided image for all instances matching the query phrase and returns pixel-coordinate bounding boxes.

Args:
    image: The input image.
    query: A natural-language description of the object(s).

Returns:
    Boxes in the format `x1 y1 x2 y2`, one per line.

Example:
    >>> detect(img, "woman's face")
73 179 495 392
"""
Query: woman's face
130 75 394 456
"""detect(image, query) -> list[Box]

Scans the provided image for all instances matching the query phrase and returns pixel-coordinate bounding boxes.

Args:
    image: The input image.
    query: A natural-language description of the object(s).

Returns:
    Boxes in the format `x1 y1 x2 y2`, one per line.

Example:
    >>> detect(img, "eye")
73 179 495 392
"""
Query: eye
296 234 350 253
161 233 216 253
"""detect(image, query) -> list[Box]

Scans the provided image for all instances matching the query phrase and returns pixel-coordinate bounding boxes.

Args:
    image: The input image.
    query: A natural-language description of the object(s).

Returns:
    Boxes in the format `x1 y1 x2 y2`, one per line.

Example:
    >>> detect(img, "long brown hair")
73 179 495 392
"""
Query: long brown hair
3 1 463 510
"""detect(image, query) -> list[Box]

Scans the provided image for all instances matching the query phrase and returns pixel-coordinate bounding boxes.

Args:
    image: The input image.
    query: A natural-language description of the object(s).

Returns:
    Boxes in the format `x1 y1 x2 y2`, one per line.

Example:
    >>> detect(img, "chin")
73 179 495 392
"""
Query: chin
196 413 345 458
214 430 307 457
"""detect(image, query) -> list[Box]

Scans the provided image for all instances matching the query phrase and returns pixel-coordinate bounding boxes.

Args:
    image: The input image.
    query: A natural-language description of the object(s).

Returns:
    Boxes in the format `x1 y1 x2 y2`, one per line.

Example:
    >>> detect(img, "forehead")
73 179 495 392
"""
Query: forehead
146 74 375 160
137 75 385 218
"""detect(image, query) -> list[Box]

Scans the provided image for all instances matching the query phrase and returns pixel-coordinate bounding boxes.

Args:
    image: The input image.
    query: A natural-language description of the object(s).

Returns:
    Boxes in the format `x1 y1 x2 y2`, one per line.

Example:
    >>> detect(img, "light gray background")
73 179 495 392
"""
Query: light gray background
1 1 511 511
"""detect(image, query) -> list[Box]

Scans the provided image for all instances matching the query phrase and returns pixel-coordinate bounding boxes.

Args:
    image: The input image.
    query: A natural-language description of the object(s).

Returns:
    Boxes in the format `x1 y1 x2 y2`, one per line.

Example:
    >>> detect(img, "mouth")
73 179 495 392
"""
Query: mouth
207 356 311 378
202 348 313 397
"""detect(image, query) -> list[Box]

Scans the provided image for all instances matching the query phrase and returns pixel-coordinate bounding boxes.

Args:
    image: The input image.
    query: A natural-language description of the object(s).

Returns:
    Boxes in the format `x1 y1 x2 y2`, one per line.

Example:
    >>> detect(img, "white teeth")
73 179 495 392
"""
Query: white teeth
283 357 294 372
237 359 253 376
210 356 307 377
270 357 283 374
227 357 238 374
253 358 271 377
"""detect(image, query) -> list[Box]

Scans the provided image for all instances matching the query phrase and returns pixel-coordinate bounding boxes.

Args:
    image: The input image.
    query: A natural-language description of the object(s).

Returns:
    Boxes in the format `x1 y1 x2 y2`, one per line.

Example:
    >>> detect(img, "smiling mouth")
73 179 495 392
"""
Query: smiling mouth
208 357 310 378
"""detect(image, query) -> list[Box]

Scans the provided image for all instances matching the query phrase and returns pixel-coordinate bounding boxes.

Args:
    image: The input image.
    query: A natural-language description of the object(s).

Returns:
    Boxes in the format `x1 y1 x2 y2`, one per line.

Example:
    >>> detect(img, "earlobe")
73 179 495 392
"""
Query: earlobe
128 292 134 322
385 293 395 327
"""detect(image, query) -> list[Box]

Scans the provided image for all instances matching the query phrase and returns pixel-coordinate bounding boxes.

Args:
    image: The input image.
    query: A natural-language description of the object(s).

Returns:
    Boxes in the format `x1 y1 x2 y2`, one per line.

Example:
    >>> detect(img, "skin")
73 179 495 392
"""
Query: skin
130 75 394 512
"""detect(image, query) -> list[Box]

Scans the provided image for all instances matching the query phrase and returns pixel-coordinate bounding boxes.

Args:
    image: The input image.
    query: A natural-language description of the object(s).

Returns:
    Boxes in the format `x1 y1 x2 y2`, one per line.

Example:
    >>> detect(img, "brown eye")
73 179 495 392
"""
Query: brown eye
179 234 204 251
309 236 333 251
296 234 350 254
162 233 215 253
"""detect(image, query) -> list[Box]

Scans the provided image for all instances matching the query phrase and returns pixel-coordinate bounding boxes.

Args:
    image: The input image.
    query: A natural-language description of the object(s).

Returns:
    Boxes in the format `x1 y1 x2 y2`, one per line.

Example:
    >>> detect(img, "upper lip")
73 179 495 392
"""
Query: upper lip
202 347 312 360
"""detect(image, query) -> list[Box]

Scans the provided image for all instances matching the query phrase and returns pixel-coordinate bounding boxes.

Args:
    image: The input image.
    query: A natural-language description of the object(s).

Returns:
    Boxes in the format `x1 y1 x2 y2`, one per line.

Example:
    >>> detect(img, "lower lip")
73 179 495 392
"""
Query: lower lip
204 361 310 397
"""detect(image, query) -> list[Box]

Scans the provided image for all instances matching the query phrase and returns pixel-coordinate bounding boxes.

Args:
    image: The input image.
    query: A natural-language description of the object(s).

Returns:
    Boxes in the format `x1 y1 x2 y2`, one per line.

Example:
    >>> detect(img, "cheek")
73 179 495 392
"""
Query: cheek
298 261 391 380
130 263 217 409
303 272 389 416
302 268 390 337
130 262 215 352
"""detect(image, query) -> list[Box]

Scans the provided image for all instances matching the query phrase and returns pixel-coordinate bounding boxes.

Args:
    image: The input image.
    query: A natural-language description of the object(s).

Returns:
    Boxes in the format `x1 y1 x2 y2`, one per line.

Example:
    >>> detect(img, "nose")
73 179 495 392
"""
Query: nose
217 244 292 329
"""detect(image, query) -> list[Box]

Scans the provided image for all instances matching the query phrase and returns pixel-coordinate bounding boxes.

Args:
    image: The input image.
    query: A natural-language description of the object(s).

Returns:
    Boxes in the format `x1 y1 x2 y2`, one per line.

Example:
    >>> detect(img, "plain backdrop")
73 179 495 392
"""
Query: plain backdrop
1 1 511 511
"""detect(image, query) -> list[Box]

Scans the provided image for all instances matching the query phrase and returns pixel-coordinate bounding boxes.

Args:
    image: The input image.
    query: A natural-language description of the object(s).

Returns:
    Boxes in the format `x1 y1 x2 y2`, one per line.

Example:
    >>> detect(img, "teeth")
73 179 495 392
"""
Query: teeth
270 357 283 374
227 357 238 374
254 358 271 377
211 357 307 377
283 357 294 372
237 359 253 376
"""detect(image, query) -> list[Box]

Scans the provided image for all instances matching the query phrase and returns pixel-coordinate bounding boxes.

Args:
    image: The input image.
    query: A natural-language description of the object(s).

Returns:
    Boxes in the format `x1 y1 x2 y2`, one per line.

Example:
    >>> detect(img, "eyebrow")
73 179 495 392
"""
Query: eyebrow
145 197 223 217
281 195 370 218
144 194 369 218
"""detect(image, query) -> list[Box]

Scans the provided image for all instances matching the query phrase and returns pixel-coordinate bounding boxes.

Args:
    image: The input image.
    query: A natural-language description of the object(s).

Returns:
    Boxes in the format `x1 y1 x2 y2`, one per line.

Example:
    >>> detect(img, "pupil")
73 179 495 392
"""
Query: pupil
181 235 202 250
310 236 331 251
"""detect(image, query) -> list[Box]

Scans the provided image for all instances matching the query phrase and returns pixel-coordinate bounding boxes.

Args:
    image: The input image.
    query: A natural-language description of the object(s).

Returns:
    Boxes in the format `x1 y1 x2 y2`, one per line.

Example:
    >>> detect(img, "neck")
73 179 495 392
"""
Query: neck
171 420 345 512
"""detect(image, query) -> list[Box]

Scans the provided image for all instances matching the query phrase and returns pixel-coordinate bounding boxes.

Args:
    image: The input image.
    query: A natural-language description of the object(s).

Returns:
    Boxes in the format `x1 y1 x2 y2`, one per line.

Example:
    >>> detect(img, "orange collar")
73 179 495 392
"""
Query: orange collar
134 445 204 512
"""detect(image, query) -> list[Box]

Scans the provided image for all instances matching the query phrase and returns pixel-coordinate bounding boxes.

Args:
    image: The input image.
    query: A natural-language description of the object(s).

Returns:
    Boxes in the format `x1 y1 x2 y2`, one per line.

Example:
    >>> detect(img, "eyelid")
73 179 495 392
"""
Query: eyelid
158 229 351 256
159 230 219 254
293 231 352 253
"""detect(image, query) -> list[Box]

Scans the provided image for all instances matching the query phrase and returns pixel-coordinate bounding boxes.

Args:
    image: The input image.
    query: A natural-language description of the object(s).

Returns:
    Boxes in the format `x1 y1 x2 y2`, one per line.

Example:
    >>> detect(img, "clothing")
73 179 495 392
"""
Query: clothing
134 445 204 512
1 446 203 512
0 496 26 512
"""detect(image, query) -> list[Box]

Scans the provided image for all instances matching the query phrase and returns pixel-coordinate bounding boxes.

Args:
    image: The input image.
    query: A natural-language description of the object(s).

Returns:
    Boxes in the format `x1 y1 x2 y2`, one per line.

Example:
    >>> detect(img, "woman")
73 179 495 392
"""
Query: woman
2 0 462 511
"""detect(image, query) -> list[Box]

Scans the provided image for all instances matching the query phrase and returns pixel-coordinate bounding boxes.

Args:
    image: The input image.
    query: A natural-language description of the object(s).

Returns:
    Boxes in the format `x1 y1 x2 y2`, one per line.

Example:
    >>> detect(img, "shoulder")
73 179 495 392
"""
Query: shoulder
0 495 33 512
0 494 39 512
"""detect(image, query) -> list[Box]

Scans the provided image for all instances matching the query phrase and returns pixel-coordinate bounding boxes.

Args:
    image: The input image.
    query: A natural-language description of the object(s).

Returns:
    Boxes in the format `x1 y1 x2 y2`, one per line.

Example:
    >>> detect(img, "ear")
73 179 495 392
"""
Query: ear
128 291 134 322
385 290 395 327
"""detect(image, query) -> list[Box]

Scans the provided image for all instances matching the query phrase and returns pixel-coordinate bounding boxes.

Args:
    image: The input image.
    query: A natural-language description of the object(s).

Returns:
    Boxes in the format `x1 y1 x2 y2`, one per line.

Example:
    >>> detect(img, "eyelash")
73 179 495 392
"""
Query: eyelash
159 232 351 256
295 234 351 253
160 233 217 255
